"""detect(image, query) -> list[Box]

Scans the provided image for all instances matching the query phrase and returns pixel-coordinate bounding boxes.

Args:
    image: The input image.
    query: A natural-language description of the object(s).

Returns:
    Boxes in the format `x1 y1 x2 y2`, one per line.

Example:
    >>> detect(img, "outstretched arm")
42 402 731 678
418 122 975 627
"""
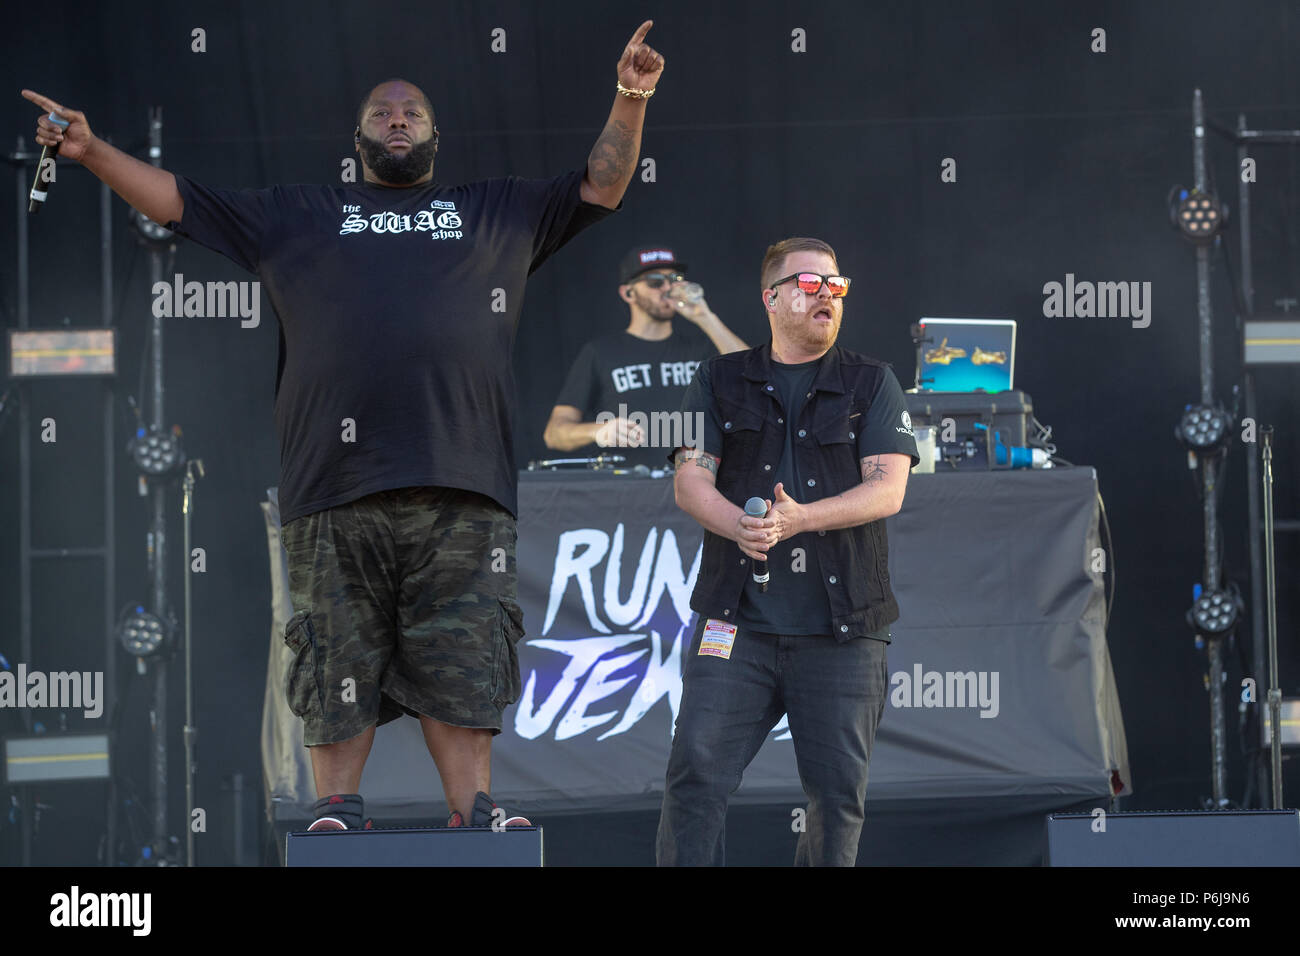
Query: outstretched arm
22 89 183 226
580 20 664 209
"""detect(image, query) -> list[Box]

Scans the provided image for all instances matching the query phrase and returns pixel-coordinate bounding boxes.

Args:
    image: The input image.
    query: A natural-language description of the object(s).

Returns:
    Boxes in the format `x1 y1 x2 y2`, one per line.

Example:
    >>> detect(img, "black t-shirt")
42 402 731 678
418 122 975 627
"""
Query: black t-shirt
736 359 832 634
679 353 920 638
553 323 713 468
166 169 615 523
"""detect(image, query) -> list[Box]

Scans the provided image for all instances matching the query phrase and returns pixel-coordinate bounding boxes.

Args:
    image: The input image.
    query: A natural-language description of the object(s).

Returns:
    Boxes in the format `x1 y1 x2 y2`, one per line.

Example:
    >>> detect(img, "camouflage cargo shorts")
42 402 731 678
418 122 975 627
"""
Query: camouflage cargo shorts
279 485 524 747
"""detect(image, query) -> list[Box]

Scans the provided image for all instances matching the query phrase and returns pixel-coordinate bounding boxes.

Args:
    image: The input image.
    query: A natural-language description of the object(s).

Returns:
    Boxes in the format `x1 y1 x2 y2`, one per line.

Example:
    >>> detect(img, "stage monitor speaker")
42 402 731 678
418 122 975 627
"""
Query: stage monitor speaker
285 826 543 867
1045 809 1300 866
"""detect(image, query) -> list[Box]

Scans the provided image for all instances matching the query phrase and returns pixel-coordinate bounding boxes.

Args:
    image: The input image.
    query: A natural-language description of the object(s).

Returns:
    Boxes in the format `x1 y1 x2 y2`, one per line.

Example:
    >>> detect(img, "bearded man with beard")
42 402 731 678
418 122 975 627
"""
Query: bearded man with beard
24 20 664 835
656 236 920 866
544 245 747 469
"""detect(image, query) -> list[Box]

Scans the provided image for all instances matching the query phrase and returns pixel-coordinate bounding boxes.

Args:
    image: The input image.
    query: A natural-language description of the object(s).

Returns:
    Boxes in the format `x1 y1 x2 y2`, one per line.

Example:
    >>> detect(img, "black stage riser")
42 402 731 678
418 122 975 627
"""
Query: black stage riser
285 826 543 866
1046 810 1300 866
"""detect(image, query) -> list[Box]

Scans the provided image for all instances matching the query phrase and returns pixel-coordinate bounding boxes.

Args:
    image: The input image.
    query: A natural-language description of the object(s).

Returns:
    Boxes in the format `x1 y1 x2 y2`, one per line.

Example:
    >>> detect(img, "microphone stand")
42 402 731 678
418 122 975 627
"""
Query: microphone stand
1260 428 1283 808
182 459 205 865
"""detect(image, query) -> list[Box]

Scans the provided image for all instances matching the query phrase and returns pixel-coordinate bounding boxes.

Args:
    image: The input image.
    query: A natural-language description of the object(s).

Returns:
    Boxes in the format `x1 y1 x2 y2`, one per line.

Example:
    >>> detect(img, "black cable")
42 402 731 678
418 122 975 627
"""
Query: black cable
1219 225 1254 323
1027 414 1073 467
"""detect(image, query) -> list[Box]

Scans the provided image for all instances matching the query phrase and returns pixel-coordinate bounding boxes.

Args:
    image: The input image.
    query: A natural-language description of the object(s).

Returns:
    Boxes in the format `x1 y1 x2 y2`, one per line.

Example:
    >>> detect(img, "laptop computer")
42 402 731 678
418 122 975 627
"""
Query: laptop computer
915 317 1016 392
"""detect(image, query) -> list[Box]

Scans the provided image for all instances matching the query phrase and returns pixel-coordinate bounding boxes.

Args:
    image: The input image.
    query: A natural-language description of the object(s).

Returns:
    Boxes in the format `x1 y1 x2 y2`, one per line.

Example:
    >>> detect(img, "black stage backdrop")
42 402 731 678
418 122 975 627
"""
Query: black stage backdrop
2 0 1299 864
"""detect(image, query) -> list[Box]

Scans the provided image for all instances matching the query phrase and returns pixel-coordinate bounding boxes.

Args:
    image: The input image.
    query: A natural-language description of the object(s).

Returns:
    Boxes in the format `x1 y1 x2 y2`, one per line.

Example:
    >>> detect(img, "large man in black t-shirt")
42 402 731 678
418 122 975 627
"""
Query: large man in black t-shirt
23 19 664 833
656 236 920 866
543 245 748 469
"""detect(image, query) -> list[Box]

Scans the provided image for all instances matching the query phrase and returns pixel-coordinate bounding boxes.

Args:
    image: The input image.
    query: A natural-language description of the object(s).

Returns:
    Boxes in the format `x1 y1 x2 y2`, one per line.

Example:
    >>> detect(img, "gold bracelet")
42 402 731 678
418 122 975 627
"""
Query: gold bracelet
616 81 655 100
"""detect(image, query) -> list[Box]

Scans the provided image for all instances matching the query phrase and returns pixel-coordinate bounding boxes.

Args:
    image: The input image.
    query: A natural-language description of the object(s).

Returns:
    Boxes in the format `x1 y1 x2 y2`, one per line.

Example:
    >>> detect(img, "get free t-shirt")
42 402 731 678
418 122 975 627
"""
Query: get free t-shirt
553 323 714 468
165 169 615 523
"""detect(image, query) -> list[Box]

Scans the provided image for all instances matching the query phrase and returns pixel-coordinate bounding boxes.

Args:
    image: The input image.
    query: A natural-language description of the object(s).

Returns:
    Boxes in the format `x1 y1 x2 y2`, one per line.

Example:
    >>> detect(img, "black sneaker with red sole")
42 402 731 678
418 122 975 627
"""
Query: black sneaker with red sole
447 791 531 828
306 817 375 831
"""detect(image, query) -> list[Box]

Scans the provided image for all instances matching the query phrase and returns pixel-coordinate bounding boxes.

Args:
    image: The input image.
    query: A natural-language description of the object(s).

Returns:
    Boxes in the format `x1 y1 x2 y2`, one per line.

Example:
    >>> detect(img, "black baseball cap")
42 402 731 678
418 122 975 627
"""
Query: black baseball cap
619 246 688 284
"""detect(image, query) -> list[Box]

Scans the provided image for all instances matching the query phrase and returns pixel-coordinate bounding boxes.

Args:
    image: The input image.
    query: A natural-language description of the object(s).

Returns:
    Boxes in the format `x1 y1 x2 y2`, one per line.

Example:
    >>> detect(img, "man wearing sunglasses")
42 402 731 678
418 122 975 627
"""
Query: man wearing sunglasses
657 237 919 866
543 246 747 469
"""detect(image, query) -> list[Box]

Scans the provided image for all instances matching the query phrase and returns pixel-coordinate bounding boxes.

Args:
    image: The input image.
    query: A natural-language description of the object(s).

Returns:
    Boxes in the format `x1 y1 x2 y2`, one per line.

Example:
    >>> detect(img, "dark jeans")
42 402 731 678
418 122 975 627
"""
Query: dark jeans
655 616 889 866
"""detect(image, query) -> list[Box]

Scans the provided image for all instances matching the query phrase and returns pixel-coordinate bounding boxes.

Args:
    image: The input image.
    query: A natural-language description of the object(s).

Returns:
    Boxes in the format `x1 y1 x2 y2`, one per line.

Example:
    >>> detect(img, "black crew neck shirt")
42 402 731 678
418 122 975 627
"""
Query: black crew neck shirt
735 358 833 634
553 323 713 468
165 169 615 523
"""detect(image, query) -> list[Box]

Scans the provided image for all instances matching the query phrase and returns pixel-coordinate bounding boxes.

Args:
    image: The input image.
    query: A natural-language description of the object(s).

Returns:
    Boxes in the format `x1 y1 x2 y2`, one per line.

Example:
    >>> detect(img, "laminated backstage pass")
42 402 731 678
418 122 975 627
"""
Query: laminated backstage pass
698 619 738 659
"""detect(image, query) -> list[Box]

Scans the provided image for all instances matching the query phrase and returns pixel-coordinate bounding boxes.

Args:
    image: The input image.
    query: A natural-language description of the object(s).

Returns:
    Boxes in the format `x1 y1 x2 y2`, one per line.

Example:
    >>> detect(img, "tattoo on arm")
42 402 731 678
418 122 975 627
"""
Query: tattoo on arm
587 119 635 189
674 448 719 474
860 455 888 485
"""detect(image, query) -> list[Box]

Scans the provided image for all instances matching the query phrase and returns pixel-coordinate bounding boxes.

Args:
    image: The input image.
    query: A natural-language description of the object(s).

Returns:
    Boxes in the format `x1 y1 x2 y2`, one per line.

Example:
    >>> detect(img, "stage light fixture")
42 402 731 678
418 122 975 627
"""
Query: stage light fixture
129 207 175 249
1186 588 1241 638
1170 187 1224 244
129 426 185 476
117 606 169 658
1175 404 1231 453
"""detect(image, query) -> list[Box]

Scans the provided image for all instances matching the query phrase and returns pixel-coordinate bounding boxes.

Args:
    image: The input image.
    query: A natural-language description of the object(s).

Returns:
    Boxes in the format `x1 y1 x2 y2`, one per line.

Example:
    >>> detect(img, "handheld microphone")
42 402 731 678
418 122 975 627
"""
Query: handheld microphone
744 496 769 592
29 111 70 214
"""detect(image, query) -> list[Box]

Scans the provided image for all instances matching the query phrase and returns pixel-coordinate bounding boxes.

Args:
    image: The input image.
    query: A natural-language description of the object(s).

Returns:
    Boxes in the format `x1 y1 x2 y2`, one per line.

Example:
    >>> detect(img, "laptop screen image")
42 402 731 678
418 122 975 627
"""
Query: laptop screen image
917 318 1016 392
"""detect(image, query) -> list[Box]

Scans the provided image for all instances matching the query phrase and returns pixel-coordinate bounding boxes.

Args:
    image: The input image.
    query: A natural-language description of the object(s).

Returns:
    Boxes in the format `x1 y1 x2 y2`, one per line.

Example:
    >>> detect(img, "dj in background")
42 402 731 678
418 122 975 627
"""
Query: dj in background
543 245 748 469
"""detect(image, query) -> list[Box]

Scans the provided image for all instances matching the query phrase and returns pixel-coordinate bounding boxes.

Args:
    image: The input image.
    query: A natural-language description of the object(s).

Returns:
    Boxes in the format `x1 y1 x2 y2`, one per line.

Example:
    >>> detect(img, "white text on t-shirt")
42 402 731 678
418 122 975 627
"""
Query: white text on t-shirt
610 360 700 393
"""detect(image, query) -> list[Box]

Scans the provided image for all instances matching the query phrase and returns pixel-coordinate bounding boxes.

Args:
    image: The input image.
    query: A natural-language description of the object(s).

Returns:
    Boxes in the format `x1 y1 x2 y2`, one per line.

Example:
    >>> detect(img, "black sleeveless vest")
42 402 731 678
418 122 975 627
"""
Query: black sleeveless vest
689 343 901 639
